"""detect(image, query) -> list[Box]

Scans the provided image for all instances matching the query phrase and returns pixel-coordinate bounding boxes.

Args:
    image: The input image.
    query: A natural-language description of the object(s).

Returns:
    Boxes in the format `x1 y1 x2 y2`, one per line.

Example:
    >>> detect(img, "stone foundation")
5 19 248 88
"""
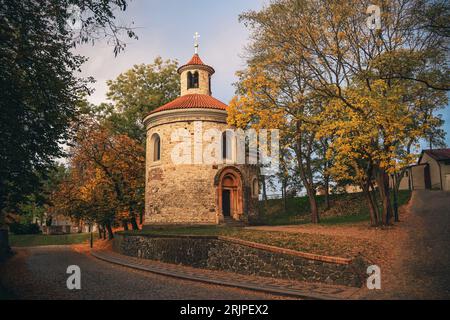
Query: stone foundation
113 233 365 287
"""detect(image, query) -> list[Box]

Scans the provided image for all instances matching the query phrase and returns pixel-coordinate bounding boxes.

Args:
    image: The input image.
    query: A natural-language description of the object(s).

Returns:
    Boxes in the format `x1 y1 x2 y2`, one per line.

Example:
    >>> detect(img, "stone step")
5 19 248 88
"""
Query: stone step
221 217 246 227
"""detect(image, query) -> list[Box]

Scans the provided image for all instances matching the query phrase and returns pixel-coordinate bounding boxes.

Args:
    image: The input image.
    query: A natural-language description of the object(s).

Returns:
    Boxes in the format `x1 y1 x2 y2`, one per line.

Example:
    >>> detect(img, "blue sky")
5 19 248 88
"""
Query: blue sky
76 0 449 146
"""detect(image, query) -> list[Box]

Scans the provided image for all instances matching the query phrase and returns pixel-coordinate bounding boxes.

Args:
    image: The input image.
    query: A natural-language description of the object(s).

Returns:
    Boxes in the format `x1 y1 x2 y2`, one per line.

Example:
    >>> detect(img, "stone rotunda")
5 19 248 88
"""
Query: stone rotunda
143 42 260 226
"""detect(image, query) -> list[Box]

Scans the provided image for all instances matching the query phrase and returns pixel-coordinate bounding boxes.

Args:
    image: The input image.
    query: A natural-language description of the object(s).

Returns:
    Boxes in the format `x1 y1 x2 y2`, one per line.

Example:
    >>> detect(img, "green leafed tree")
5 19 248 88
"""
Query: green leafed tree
105 58 180 142
0 0 136 254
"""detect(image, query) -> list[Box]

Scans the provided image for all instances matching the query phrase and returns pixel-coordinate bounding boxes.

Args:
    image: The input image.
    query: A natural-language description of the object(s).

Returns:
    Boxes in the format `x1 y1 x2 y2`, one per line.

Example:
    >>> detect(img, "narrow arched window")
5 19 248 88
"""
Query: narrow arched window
222 131 228 160
222 130 234 161
188 71 199 89
151 133 161 162
187 71 192 89
192 71 199 88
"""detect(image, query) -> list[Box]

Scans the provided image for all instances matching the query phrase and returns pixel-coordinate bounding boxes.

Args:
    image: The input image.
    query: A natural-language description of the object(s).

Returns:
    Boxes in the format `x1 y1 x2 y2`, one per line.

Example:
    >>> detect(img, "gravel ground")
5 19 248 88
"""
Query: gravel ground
0 246 285 300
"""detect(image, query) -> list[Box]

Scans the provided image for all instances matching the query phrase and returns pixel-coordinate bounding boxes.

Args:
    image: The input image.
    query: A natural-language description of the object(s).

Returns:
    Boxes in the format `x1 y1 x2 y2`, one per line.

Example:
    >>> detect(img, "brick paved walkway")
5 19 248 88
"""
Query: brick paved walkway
91 250 363 300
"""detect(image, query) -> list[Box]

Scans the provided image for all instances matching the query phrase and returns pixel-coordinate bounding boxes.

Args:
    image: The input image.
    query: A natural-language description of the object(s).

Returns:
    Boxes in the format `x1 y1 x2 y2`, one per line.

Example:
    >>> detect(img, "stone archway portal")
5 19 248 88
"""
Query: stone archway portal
217 169 243 220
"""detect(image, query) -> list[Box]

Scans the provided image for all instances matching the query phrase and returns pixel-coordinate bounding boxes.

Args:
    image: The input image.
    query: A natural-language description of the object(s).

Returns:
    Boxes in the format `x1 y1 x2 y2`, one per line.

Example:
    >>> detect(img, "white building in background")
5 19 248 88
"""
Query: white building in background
408 149 450 191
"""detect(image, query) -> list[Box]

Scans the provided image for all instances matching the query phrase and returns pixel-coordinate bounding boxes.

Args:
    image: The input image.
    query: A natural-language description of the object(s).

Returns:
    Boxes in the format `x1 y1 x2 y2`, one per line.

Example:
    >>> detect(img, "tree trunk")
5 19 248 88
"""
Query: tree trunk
362 182 378 226
0 205 6 229
296 156 319 223
294 122 319 224
309 196 320 223
282 180 287 214
122 220 129 231
393 188 399 222
128 208 140 230
392 170 405 222
376 170 392 225
105 222 114 239
0 206 11 259
393 176 399 222
100 224 107 239
303 183 319 223
130 217 139 230
369 181 380 220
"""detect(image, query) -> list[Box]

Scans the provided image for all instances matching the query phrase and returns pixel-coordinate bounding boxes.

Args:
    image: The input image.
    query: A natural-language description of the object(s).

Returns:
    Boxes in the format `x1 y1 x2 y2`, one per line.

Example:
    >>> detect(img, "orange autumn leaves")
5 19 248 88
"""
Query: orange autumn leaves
51 122 145 231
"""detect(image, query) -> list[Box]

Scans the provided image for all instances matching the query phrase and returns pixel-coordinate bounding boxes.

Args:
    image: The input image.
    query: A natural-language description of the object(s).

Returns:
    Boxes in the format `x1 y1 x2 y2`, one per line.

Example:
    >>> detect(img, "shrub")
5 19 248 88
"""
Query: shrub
9 222 41 235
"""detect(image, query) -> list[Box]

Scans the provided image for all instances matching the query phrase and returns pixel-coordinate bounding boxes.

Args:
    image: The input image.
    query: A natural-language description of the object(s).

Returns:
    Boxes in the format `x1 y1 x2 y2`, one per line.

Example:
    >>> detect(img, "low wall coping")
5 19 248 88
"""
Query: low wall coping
217 236 352 265
117 233 219 240
117 233 353 265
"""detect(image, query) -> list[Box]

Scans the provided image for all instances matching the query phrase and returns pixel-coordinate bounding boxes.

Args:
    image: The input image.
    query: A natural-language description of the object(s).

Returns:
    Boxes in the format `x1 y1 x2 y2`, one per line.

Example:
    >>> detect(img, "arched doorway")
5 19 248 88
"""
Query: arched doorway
215 167 243 221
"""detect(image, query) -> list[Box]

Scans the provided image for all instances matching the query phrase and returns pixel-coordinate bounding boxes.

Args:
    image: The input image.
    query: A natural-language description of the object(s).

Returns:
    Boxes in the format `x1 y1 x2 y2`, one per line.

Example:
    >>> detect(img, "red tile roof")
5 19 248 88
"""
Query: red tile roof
186 54 205 66
148 94 228 115
420 149 450 162
177 54 215 74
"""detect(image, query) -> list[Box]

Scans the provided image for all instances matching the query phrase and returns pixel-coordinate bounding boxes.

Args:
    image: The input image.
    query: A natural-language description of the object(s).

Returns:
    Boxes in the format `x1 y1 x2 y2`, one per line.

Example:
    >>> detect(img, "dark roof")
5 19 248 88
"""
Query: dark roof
419 148 450 163
147 94 228 115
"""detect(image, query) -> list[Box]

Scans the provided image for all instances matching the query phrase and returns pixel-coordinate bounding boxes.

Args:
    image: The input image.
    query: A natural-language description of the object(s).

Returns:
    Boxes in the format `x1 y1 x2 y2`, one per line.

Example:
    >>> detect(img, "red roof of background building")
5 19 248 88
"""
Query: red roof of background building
419 148 450 162
148 94 228 115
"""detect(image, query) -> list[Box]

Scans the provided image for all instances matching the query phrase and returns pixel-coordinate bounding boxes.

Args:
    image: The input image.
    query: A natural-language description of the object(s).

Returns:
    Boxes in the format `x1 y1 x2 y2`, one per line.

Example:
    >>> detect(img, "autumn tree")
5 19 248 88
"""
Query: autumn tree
51 164 117 239
228 65 324 223
238 0 449 225
0 0 136 254
71 122 145 235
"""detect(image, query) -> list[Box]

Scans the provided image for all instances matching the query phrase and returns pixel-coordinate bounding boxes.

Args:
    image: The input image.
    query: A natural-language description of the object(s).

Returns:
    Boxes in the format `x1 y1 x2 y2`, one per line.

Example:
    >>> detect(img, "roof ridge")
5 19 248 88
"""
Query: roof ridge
187 53 205 65
147 94 228 116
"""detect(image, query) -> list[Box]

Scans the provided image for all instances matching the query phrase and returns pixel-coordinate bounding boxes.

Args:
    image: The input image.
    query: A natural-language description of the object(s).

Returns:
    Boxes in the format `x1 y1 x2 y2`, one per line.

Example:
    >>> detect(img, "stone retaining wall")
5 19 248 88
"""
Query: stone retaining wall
113 233 366 287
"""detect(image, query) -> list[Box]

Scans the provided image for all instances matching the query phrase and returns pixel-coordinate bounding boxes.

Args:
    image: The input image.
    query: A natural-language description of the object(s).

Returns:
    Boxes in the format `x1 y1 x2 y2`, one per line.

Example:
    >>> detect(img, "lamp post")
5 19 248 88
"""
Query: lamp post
89 223 93 249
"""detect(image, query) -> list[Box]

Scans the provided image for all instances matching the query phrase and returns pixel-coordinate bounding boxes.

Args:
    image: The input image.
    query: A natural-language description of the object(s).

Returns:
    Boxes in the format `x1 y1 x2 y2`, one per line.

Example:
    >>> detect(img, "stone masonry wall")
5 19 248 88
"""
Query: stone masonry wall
114 234 365 287
145 109 259 225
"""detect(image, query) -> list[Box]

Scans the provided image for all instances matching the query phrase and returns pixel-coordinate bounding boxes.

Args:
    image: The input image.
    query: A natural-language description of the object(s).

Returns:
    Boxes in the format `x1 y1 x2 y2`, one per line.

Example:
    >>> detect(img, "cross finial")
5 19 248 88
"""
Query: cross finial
193 32 200 54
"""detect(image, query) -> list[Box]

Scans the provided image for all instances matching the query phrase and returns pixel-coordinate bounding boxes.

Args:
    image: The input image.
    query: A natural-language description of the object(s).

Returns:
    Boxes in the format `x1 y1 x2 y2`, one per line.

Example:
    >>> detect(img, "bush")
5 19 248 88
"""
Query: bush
9 222 41 235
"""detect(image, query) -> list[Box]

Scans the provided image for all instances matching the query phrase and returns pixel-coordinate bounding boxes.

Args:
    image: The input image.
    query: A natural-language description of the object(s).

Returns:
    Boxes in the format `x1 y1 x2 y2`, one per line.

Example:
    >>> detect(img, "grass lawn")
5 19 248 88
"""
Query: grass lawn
9 233 97 247
120 190 411 259
260 190 412 226
122 225 378 259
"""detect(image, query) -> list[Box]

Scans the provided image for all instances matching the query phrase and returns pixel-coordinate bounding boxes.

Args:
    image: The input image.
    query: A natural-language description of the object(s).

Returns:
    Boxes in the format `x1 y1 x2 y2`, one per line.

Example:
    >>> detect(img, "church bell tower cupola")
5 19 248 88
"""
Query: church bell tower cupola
178 32 215 96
